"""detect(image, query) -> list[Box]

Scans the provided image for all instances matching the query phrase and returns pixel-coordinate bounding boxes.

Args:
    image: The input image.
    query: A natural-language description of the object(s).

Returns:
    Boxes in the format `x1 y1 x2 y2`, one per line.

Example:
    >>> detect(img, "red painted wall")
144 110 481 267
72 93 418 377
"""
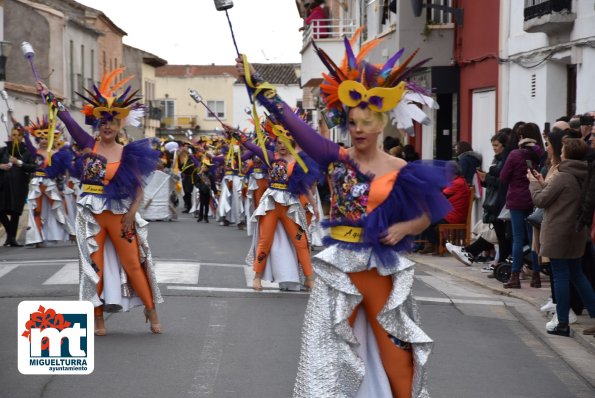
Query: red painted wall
455 0 500 143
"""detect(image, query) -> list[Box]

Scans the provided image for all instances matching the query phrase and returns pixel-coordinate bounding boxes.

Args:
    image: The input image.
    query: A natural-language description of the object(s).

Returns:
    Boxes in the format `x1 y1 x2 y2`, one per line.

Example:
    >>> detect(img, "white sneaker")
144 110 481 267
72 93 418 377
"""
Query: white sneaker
540 298 555 313
481 265 495 273
545 310 578 331
446 243 473 266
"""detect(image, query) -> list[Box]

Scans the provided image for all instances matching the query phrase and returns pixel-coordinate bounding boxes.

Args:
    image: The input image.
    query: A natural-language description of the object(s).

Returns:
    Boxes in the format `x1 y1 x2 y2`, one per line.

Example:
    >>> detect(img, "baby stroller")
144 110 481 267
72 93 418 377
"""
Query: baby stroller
493 245 550 282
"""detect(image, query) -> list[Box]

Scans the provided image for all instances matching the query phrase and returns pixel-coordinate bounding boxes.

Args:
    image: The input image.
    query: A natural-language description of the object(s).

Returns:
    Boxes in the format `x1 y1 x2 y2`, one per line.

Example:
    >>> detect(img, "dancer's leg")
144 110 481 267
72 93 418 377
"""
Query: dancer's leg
278 209 312 277
349 269 414 398
253 204 281 273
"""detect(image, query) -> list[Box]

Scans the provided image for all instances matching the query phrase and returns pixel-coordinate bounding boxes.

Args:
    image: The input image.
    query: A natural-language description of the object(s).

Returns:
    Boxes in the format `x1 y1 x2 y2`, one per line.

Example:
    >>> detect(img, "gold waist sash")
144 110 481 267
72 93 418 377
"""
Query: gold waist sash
329 226 363 243
82 184 104 194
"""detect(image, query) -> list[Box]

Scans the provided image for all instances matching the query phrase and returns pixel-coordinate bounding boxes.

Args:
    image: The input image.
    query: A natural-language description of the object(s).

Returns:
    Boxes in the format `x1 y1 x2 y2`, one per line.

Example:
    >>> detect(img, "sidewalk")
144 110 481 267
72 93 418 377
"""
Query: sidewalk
410 253 595 358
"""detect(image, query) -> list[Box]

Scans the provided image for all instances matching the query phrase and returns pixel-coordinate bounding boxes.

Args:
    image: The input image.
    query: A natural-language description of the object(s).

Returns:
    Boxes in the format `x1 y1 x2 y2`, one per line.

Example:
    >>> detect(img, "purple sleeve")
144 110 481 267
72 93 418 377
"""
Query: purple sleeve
57 111 95 149
212 155 224 164
255 93 339 167
241 149 254 161
243 140 273 162
23 132 37 156
499 150 516 184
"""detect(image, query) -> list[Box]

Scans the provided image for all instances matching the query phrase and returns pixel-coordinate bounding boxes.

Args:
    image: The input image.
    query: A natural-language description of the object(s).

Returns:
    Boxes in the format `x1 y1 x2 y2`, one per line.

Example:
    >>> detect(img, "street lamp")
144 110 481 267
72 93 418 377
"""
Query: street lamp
0 41 14 81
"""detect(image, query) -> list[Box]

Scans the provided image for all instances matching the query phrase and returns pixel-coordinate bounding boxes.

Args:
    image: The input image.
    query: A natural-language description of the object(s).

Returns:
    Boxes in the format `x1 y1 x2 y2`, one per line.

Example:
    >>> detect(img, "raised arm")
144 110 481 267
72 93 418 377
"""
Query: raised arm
23 131 37 156
35 81 95 149
236 57 340 167
242 139 272 163
57 110 95 149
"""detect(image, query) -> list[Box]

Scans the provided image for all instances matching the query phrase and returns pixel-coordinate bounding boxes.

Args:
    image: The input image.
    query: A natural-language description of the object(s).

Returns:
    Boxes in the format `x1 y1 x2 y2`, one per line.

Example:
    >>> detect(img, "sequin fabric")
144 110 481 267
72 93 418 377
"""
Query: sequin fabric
76 194 163 310
293 245 432 398
328 160 370 223
269 158 290 188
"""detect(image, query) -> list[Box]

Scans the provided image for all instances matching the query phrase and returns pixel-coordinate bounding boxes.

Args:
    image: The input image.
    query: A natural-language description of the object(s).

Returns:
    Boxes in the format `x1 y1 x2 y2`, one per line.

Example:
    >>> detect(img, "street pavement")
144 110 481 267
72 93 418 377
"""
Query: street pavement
0 213 594 397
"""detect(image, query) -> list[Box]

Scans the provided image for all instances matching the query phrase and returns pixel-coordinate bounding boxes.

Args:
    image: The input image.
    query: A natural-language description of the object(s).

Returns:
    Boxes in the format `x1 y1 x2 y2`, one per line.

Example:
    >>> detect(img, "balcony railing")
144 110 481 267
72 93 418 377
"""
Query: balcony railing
161 115 197 129
524 0 571 21
302 19 356 46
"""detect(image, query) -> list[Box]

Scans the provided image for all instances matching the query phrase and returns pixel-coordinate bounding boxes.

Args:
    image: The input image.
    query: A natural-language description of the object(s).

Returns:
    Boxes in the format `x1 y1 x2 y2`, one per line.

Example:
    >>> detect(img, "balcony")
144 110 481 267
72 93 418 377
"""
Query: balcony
161 115 197 129
523 0 575 35
300 19 355 87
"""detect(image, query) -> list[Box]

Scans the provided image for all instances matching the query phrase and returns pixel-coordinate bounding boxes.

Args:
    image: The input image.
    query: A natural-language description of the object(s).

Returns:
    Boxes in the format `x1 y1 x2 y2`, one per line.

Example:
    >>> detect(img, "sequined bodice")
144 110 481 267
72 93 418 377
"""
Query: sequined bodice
268 158 290 189
81 153 107 184
328 160 371 223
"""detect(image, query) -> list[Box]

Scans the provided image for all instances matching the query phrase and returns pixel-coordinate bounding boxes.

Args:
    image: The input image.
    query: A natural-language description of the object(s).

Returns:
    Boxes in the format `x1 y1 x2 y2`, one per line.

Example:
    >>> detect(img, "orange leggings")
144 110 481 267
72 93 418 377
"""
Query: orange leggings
91 211 154 316
34 185 53 234
253 178 268 209
253 202 312 276
348 269 414 398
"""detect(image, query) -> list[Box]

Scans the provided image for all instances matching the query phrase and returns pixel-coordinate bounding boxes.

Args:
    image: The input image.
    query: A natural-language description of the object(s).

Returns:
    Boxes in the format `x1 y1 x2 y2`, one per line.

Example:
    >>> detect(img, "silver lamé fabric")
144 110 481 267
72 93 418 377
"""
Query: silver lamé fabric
76 194 163 310
293 245 432 398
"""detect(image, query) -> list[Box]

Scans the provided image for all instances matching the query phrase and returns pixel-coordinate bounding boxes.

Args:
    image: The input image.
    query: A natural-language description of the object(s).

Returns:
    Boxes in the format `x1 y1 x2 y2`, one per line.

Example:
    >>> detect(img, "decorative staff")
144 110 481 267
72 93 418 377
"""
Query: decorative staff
212 0 254 105
20 41 57 163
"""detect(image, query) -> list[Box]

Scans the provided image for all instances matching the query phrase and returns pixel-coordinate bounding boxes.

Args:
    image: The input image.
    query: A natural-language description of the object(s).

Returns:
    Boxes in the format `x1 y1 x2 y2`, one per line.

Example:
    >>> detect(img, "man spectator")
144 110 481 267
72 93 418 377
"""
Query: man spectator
580 113 594 144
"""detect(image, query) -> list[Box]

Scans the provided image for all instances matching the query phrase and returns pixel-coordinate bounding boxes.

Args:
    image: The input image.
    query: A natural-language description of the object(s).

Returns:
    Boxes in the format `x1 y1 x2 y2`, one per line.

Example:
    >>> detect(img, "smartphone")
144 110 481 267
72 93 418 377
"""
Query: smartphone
525 159 534 170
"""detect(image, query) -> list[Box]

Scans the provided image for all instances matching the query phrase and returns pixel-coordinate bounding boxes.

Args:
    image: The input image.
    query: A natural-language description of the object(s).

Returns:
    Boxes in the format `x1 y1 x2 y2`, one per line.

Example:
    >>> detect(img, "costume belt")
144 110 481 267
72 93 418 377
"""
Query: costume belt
329 226 363 243
270 183 287 190
253 168 263 173
225 170 236 175
82 184 104 194
34 171 47 177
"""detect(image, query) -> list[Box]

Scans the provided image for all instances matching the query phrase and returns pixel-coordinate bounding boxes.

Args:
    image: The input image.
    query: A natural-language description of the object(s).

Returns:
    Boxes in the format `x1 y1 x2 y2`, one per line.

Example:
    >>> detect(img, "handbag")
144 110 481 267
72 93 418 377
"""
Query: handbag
482 187 499 223
525 207 544 228
497 206 510 221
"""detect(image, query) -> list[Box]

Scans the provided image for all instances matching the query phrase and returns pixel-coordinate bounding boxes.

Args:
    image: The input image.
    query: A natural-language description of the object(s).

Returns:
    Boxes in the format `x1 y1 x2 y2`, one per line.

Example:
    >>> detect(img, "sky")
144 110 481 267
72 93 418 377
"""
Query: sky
76 0 304 65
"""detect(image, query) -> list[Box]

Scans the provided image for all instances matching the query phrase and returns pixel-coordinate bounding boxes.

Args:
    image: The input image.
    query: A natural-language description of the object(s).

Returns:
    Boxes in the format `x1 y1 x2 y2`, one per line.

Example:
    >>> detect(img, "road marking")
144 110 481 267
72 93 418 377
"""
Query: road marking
154 261 200 284
243 267 281 289
167 285 308 295
188 299 229 397
0 264 18 279
414 296 504 306
200 262 244 268
0 258 77 266
41 261 202 285
43 262 78 285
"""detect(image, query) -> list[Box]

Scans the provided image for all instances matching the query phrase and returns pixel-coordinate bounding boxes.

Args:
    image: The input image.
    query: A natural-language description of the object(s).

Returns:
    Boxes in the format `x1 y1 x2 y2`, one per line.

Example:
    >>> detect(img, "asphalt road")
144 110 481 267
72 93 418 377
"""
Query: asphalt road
1 213 593 398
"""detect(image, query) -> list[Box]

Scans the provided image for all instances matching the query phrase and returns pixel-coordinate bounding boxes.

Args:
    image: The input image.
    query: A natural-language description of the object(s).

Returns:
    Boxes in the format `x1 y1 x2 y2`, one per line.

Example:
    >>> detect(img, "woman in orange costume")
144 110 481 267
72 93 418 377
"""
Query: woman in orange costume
236 29 450 397
37 70 163 336
227 123 320 292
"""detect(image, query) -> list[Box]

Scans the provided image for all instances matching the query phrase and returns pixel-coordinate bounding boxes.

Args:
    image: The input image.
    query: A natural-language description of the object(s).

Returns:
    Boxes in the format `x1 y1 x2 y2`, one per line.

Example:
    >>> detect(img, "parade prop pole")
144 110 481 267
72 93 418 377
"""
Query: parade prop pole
0 90 11 135
21 41 57 163
189 89 227 126
213 0 254 105
20 42 45 103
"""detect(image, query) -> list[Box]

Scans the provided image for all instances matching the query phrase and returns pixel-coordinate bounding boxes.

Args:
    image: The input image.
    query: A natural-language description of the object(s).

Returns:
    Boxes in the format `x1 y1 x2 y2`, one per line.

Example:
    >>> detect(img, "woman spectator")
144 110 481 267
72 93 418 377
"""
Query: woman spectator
300 0 328 38
447 133 511 269
456 141 482 185
528 138 595 336
499 122 544 288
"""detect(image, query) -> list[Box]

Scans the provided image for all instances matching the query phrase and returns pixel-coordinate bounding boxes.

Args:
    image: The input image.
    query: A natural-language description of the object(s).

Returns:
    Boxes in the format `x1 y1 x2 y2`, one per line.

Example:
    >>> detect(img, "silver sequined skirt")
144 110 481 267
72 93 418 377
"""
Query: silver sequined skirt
293 245 432 398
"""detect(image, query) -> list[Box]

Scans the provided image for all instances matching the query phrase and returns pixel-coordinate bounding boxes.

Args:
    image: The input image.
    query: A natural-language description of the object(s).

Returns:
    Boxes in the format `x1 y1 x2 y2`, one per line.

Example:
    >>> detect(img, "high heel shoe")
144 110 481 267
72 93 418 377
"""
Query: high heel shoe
143 308 162 334
252 276 263 291
94 316 106 336
304 276 315 291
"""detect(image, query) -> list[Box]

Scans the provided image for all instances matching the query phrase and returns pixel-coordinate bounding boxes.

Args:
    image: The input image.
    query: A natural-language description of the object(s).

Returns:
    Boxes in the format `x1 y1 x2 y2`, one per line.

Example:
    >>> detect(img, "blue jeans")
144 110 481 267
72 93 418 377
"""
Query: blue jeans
550 258 595 323
509 209 539 273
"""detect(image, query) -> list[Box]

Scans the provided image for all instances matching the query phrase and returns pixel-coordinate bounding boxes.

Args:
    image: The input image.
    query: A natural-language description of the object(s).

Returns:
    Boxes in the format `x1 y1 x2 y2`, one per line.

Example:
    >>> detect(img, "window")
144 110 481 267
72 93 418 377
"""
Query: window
160 99 175 118
144 80 155 101
206 100 225 119
69 40 74 104
103 51 106 74
81 45 85 84
426 0 454 24
90 49 94 83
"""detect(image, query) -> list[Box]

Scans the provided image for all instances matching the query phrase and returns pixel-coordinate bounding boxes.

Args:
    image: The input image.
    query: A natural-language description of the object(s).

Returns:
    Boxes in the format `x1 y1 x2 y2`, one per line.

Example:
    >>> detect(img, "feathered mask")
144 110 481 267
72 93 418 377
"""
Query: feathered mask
76 67 144 127
26 116 63 140
316 27 438 134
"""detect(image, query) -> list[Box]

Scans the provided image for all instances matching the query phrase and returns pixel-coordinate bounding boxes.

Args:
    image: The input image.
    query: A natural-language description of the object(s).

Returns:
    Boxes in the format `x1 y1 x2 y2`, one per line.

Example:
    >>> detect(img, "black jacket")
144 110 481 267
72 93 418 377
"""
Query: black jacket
0 142 36 214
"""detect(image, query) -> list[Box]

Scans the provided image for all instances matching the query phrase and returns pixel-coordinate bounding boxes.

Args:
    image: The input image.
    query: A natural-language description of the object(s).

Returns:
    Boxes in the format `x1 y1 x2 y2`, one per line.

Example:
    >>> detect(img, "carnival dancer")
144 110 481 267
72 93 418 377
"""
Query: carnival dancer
36 69 163 335
195 157 217 222
212 139 251 228
235 30 450 397
225 122 320 292
0 116 36 246
23 118 75 247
